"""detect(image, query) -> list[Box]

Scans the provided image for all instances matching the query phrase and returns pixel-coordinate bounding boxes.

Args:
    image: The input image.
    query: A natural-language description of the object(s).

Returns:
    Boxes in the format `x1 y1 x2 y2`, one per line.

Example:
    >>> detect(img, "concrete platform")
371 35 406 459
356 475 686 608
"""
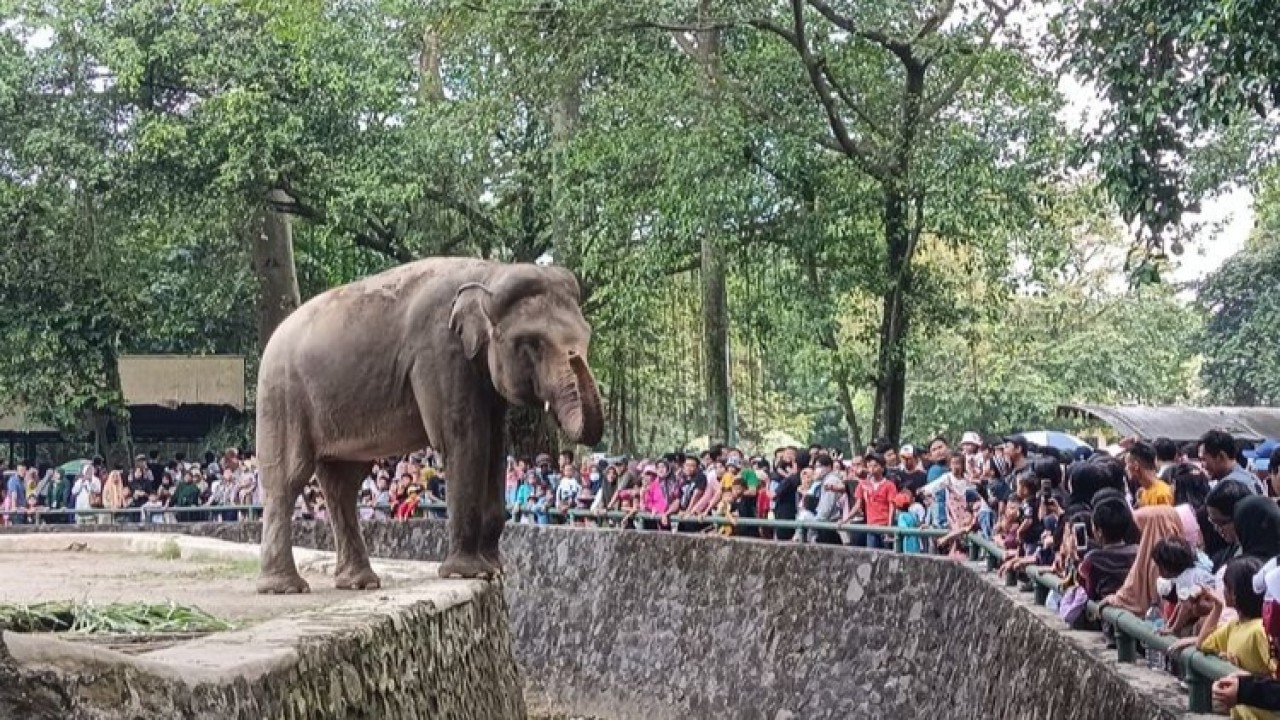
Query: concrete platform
0 533 525 720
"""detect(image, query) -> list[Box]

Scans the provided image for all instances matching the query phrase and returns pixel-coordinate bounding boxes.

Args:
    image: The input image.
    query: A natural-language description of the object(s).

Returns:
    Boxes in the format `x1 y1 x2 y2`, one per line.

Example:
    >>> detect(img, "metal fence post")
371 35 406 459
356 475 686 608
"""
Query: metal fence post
1034 582 1049 606
1116 630 1138 663
1185 664 1212 713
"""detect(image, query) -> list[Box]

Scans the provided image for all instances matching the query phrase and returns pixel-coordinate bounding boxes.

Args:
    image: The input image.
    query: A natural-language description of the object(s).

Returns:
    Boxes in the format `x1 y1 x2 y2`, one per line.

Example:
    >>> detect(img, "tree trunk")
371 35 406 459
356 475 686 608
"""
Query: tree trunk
835 374 863 453
872 185 911 445
871 63 924 446
551 79 580 144
253 190 301 349
419 27 445 103
700 235 731 445
695 3 731 446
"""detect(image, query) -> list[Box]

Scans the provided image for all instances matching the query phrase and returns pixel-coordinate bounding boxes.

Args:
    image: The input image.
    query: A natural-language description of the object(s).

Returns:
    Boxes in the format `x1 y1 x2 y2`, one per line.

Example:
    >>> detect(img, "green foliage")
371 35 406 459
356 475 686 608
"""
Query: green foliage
1060 0 1280 256
0 600 234 634
1198 174 1280 404
0 0 1217 454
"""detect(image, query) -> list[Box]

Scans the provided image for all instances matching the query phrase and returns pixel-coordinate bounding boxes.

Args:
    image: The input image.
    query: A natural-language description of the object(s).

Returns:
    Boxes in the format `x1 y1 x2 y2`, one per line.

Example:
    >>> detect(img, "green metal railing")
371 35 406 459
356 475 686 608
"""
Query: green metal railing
0 503 951 551
0 505 264 523
966 533 1240 713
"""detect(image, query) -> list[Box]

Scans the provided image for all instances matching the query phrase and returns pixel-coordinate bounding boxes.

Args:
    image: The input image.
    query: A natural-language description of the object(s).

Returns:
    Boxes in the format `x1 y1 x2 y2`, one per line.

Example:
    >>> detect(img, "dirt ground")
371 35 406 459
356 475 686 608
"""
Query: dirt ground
0 548 344 623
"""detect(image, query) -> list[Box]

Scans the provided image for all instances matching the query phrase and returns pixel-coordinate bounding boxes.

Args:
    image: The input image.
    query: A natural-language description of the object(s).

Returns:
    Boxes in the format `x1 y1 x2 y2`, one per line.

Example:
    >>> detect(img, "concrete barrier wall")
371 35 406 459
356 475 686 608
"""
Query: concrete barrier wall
0 527 524 720
143 520 1182 720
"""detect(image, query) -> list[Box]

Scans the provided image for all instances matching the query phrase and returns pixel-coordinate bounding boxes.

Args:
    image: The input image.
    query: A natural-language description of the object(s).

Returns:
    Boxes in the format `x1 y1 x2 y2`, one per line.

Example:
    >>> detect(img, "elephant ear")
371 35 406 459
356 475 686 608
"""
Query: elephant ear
448 283 493 360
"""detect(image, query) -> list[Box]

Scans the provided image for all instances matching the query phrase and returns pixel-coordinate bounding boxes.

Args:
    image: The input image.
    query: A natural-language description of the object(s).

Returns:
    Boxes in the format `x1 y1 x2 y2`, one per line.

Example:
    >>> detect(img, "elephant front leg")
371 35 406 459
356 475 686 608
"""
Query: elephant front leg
478 409 508 576
438 417 498 580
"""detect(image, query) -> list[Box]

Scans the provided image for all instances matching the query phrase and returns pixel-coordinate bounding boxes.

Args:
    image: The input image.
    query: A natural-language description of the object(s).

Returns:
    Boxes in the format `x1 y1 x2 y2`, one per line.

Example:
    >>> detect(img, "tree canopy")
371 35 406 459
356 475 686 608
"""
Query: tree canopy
0 0 1231 458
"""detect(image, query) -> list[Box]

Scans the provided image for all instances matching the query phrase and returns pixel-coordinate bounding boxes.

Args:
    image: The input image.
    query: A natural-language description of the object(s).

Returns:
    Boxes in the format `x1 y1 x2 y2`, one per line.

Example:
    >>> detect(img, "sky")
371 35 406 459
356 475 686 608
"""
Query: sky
1056 73 1253 286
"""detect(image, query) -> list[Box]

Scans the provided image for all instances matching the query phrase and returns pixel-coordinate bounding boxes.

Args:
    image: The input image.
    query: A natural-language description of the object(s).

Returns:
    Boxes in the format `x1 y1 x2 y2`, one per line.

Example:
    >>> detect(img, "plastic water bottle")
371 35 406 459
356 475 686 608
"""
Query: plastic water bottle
1144 605 1165 670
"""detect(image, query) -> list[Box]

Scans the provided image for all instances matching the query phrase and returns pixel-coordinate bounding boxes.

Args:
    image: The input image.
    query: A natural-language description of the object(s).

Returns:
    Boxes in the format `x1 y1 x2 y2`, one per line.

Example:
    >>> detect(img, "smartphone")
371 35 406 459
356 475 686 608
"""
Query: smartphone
1073 522 1088 547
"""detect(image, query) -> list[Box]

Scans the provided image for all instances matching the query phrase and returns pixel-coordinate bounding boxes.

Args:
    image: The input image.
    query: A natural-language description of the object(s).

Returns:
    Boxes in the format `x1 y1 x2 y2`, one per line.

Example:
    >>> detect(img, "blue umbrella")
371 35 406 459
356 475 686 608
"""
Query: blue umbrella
1246 439 1277 472
1020 431 1090 452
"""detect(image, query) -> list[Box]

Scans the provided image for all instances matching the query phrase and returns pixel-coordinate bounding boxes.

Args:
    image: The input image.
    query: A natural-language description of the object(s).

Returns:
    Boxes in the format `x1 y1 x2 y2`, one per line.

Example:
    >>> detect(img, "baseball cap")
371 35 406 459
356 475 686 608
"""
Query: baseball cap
900 445 916 457
961 431 982 446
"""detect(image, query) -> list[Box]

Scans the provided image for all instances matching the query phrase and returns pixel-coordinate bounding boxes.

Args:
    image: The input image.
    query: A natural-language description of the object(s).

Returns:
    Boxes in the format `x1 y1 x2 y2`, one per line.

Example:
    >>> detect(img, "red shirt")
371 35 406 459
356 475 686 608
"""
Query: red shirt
856 477 896 526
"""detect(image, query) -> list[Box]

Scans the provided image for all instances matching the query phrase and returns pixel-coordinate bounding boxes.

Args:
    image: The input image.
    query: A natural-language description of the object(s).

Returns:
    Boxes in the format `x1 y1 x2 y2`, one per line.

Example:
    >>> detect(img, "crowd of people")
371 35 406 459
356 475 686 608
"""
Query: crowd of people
0 448 262 524
6 427 1280 714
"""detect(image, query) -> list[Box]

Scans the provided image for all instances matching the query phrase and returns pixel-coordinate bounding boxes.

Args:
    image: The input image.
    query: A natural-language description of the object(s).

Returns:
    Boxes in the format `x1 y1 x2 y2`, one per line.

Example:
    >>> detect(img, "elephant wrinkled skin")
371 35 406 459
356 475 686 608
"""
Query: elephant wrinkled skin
254 259 604 594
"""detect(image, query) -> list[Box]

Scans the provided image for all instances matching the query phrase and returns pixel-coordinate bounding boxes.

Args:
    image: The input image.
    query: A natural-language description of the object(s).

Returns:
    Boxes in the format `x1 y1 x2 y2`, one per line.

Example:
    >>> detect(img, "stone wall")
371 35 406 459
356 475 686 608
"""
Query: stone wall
0 526 524 720
4 521 1186 720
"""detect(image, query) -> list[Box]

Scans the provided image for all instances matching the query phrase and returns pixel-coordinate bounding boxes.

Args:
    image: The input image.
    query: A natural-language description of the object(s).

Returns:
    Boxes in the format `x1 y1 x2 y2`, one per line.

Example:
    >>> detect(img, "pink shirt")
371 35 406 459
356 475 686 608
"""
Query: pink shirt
643 480 667 514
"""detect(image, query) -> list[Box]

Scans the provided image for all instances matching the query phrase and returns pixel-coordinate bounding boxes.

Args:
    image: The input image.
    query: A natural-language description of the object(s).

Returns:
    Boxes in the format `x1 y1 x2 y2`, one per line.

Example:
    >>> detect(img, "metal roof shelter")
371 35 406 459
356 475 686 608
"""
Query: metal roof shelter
2 355 245 462
1057 404 1280 443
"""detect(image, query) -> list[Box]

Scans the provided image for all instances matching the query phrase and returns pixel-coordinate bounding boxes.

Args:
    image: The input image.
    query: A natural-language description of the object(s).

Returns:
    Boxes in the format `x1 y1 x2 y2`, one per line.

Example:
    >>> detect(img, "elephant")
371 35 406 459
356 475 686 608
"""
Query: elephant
254 258 604 594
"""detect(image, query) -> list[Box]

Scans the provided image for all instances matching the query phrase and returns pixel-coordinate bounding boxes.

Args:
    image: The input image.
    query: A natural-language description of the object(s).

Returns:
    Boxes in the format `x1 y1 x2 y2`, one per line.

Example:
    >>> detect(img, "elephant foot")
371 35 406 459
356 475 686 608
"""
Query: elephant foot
480 548 504 577
439 552 494 580
257 571 311 595
334 566 382 590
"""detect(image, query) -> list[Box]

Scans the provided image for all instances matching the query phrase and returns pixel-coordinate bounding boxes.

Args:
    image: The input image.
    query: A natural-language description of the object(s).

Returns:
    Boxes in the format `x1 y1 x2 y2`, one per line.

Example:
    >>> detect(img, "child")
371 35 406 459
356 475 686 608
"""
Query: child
1153 536 1220 636
895 497 923 554
725 477 757 538
1170 556 1275 720
618 492 639 530
358 489 376 521
531 483 551 526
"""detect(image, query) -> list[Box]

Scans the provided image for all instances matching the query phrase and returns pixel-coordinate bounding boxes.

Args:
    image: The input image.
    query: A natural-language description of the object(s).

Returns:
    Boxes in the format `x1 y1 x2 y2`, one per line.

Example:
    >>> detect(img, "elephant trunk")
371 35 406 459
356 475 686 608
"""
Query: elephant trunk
554 352 604 447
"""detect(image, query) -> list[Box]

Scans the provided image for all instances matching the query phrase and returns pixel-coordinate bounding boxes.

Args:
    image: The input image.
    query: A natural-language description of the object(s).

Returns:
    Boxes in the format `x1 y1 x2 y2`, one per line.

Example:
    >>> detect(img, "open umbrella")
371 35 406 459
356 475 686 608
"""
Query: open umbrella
57 459 92 477
1246 439 1278 472
1020 431 1090 452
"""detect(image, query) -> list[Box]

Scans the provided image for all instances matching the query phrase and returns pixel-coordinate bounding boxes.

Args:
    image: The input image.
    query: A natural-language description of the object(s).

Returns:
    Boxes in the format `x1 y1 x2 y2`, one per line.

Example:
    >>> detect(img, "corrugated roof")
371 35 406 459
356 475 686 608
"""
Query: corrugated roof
0 410 58 434
1057 404 1280 442
118 355 245 411
1 355 245 434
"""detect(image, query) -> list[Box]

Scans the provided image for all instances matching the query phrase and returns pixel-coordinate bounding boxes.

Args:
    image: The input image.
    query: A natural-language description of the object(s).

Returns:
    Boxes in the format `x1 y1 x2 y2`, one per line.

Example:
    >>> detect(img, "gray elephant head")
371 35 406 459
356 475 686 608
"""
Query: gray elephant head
448 265 604 447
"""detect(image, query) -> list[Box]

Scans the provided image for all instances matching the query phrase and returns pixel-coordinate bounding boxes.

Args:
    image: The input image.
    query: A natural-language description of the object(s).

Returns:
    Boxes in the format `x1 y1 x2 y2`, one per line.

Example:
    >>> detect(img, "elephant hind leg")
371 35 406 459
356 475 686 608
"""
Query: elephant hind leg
317 460 380 590
257 450 315 595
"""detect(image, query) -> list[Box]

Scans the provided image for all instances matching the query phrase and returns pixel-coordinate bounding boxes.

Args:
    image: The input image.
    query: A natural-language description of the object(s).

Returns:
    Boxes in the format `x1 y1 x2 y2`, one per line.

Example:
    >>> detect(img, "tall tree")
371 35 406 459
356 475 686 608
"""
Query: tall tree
1198 174 1280 405
1061 0 1280 261
621 0 1062 442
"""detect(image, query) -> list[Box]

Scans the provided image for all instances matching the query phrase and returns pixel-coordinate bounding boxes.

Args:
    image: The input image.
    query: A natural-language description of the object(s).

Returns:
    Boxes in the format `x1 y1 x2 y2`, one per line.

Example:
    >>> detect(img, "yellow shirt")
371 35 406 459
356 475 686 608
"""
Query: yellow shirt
1202 618 1279 720
1137 479 1174 507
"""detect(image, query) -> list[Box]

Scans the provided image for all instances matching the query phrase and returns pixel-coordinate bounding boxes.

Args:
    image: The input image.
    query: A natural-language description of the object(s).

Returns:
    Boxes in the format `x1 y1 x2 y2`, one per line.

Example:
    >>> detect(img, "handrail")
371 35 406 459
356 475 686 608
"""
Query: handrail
0 504 951 540
967 532 1239 714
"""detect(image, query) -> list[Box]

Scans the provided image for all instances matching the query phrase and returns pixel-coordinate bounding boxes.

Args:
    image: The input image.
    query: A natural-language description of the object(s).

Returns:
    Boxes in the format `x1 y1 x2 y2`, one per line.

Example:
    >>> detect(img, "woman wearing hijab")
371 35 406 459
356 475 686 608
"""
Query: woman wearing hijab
1100 504 1203 615
1235 496 1280 561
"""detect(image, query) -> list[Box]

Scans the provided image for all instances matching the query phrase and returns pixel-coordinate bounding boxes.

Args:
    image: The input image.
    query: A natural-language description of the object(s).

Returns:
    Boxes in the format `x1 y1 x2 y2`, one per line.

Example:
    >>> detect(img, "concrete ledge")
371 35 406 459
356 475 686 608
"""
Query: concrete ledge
0 521 1215 719
0 533 525 720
